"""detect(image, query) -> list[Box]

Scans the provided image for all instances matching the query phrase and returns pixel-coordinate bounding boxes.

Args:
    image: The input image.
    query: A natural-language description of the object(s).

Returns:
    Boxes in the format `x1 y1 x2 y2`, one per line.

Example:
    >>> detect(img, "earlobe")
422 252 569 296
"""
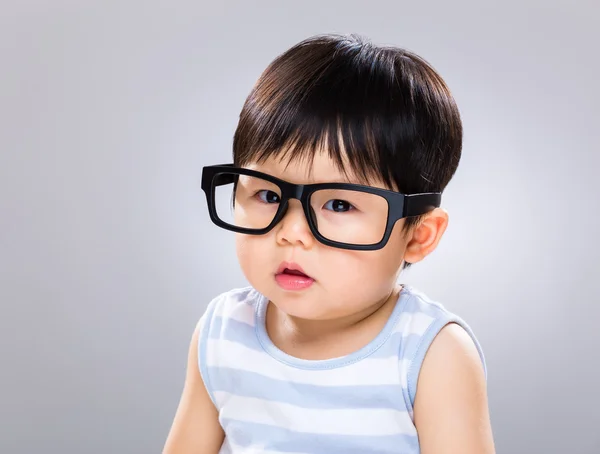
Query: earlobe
403 209 449 264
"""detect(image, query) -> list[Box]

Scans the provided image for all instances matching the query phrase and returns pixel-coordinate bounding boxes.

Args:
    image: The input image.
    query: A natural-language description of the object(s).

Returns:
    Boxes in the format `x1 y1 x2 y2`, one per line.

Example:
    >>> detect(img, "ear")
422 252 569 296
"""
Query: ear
403 208 449 265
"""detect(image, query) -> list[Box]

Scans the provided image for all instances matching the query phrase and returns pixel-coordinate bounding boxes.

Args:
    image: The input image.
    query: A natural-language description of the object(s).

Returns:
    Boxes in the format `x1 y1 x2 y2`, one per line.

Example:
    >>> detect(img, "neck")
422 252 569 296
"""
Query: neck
269 285 402 345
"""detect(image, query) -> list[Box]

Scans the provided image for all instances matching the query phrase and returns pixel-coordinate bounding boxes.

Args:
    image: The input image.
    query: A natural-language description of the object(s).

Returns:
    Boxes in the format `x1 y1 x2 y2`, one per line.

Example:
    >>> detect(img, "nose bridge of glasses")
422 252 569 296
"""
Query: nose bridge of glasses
280 181 309 202
278 183 314 227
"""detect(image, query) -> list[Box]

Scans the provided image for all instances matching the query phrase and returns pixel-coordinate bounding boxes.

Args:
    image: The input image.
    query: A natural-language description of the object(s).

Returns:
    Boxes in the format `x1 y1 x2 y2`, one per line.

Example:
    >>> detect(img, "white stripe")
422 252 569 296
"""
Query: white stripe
394 312 435 336
216 392 416 436
207 339 401 386
398 358 411 388
212 297 255 326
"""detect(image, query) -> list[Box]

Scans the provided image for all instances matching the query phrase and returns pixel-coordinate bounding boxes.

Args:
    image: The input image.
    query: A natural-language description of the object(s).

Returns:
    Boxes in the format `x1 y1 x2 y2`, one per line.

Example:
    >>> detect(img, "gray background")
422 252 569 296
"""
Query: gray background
1 1 598 453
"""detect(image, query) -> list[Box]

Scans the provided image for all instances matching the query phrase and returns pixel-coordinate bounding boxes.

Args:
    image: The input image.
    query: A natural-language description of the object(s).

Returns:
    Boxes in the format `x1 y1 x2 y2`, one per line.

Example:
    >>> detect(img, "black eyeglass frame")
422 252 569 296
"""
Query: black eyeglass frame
201 164 442 251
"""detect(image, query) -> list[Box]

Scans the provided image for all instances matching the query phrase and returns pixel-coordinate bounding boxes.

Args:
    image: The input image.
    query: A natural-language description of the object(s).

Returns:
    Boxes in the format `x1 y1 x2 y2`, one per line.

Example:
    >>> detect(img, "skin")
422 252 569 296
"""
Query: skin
163 151 496 454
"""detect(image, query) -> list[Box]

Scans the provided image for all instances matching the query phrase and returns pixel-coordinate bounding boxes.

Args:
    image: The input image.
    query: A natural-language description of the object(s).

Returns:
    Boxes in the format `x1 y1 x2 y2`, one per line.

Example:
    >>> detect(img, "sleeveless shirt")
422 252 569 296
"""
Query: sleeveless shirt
198 285 486 454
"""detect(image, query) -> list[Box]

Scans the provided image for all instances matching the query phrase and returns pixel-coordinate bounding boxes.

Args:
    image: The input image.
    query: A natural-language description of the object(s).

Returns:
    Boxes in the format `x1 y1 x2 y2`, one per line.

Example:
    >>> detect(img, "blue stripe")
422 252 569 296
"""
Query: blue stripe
221 418 419 454
208 366 405 410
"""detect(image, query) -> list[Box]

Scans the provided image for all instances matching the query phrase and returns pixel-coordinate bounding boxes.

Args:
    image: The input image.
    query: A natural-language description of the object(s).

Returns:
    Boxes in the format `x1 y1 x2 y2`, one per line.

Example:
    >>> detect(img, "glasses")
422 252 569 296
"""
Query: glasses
201 164 442 251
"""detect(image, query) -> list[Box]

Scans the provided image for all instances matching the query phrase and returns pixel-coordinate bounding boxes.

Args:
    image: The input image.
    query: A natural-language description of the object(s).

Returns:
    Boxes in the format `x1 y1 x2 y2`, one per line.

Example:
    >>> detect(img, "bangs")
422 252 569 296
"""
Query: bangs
238 115 391 187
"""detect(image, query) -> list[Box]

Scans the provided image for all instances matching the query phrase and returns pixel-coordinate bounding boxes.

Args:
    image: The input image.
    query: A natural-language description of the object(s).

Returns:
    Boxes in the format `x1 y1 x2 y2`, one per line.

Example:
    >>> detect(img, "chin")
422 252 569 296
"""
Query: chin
271 287 347 321
264 286 315 315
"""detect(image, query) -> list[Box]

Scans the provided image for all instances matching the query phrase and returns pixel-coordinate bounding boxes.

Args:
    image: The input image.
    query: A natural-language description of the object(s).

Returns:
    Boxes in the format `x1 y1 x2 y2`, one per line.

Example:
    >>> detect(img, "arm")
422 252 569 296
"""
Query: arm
163 320 224 454
414 323 496 454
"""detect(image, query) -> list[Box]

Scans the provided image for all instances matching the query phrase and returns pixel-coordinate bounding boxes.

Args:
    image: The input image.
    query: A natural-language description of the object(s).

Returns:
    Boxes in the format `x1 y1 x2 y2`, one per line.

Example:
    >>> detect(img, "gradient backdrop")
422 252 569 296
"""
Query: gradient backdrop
1 1 598 453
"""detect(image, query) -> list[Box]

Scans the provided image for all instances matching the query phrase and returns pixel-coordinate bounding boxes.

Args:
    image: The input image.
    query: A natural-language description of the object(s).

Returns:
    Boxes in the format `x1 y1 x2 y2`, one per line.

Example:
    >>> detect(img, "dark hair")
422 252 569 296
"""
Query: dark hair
232 34 462 268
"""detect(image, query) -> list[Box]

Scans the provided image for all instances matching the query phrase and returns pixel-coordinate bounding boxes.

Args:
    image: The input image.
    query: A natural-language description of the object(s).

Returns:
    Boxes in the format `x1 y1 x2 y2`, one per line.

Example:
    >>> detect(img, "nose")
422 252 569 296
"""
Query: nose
275 199 315 249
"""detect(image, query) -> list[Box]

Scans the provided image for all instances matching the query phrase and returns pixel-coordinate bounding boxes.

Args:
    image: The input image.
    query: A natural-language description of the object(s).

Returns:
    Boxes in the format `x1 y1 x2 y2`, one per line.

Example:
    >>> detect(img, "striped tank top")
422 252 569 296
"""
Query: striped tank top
198 285 486 454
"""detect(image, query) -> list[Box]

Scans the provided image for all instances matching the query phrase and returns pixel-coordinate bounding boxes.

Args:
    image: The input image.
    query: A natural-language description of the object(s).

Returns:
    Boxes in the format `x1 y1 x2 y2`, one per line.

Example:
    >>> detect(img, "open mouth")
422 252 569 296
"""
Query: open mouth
276 262 312 279
281 268 309 277
275 262 315 290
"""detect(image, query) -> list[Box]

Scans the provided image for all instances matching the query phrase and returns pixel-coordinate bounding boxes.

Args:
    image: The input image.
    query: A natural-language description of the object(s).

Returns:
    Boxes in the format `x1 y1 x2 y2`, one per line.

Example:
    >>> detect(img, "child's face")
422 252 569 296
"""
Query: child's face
235 151 415 321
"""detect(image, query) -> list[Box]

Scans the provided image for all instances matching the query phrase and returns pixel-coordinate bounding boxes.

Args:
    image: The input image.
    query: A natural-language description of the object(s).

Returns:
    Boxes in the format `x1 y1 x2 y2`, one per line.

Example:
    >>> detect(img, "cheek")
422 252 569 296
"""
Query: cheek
325 247 403 282
236 234 271 283
336 223 407 271
319 228 408 294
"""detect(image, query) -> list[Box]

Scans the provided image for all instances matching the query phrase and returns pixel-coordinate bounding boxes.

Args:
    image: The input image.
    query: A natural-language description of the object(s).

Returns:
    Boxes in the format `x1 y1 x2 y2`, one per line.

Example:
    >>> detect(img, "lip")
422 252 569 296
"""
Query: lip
275 261 315 291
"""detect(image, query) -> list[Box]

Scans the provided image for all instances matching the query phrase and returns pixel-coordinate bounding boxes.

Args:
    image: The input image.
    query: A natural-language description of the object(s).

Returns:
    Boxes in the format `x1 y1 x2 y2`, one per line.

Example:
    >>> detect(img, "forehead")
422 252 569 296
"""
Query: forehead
245 151 388 188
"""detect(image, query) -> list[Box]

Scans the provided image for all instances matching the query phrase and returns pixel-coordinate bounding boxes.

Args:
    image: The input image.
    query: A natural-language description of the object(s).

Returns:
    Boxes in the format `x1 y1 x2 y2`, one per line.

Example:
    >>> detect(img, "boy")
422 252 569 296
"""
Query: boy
164 33 495 454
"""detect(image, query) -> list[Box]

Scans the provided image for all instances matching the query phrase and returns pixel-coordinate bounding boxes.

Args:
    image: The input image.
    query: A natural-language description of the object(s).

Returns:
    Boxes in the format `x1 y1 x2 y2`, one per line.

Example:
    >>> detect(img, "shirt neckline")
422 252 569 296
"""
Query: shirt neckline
254 286 411 370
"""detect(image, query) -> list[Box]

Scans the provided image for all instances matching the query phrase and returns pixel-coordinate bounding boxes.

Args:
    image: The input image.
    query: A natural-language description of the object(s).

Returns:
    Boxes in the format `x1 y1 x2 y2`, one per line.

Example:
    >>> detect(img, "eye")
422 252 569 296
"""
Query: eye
323 199 354 212
256 190 280 204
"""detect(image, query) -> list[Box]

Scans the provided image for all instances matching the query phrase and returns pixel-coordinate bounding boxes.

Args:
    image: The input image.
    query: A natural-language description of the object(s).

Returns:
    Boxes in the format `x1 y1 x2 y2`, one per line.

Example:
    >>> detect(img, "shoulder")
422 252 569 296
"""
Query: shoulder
198 285 261 328
411 313 495 453
207 285 260 309
395 286 487 409
196 285 263 356
195 286 263 404
419 322 486 387
396 287 495 452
